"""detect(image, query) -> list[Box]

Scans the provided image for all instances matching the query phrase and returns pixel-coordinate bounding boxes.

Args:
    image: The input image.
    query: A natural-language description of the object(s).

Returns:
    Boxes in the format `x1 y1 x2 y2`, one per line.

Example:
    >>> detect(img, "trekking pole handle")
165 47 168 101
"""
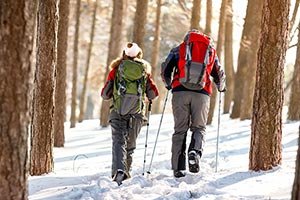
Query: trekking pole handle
148 100 152 111
147 101 152 126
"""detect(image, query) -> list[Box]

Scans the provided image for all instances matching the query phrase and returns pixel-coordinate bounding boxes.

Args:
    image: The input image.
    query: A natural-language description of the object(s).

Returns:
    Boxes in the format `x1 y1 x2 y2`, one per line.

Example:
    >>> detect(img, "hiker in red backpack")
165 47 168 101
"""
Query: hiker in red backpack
101 42 159 185
161 29 226 178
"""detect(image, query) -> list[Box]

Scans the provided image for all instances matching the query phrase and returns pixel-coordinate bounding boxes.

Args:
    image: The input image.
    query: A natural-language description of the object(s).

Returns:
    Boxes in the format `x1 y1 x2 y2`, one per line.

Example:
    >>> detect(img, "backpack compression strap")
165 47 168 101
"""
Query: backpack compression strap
185 33 212 67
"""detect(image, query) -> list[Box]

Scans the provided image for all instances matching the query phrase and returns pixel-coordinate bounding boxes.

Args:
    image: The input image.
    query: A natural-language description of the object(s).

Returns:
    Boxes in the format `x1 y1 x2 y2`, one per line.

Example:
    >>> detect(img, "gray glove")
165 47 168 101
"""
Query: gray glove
217 70 226 92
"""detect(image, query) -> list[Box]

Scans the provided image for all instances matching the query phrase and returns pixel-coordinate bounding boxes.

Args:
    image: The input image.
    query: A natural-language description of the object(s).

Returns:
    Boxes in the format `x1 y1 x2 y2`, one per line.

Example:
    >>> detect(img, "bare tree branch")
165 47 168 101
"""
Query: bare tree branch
290 0 300 36
177 0 188 12
289 43 298 49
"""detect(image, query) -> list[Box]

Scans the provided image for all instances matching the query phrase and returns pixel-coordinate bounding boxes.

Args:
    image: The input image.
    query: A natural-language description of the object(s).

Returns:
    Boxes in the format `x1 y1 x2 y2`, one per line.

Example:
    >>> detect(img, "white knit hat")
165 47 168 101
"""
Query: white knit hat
124 43 141 58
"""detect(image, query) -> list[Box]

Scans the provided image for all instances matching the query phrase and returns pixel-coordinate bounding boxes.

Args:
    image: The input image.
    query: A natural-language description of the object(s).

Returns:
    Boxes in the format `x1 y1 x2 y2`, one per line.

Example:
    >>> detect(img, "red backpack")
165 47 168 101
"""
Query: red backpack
178 31 214 90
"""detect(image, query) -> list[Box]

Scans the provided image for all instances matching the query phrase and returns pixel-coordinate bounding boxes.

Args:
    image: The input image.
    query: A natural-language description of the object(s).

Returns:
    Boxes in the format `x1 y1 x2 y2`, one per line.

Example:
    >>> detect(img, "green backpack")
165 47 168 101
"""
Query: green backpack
113 59 147 115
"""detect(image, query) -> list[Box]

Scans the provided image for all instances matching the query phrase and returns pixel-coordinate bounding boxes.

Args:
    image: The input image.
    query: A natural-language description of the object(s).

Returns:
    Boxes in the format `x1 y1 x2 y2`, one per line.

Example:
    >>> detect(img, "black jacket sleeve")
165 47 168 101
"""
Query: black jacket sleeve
210 56 226 92
161 46 179 88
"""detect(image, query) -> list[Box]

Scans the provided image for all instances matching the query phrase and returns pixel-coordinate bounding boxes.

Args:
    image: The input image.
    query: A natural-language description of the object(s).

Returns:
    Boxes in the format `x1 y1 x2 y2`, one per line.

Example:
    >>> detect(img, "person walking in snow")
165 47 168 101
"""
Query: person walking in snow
161 29 226 178
101 42 159 185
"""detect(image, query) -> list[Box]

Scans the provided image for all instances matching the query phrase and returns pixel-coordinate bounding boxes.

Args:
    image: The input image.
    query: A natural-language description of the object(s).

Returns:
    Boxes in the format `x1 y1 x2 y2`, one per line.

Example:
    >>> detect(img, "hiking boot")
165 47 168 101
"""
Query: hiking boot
188 151 200 173
173 170 186 178
113 169 125 186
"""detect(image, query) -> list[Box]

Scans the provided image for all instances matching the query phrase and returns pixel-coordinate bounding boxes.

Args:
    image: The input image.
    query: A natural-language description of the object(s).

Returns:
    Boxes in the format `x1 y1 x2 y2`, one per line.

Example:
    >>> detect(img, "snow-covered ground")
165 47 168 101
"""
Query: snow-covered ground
29 105 299 200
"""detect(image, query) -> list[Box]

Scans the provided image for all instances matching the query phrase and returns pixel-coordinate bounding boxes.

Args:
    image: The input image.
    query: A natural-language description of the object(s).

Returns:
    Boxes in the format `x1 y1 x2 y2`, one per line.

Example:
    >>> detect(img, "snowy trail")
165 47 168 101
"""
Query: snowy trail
29 112 299 200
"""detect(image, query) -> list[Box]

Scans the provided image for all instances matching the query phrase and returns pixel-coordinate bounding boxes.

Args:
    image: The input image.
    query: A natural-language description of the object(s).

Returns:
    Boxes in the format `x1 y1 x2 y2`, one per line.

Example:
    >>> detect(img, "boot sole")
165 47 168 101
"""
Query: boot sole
113 170 125 186
188 154 199 173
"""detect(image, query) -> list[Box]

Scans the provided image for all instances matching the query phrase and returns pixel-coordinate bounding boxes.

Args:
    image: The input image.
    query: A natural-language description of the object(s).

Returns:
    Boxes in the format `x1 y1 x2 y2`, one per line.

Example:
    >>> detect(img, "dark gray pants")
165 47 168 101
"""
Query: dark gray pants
109 110 143 178
171 91 210 170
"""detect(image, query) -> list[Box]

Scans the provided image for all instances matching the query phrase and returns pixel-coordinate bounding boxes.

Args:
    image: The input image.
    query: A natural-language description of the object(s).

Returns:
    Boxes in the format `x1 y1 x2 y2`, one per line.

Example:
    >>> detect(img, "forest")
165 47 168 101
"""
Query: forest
0 0 300 199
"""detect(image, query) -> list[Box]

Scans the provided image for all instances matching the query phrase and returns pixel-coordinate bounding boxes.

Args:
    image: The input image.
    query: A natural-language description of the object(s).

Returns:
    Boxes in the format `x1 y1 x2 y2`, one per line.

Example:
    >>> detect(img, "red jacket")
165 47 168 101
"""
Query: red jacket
161 44 225 96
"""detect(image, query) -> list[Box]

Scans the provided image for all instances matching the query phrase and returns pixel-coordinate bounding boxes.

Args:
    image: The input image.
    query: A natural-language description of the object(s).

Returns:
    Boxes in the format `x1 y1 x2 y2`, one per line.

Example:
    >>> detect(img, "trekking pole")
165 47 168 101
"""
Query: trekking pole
142 101 152 175
147 90 169 174
215 91 222 173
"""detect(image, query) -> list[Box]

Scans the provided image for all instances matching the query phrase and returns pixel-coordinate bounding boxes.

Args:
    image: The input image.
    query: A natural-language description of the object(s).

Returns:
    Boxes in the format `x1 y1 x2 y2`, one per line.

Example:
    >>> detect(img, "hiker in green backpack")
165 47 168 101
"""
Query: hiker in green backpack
101 42 159 185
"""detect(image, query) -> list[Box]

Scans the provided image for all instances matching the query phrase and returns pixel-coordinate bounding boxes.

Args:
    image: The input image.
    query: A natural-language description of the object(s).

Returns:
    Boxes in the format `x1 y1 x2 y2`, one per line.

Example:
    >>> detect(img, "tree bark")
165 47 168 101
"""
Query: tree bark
132 0 149 50
54 0 70 147
100 0 124 127
288 21 300 121
223 0 234 114
291 125 300 199
249 0 290 171
190 0 201 30
0 1 36 199
151 0 163 114
30 0 58 175
122 0 129 47
70 0 81 128
239 0 263 120
78 0 98 122
230 0 263 119
207 0 227 124
205 0 212 35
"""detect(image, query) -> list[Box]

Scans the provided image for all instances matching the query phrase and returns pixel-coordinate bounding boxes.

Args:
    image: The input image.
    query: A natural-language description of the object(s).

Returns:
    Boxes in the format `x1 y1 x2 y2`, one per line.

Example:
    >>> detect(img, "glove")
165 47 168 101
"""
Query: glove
217 86 227 92
216 81 226 92
217 70 226 92
166 85 172 90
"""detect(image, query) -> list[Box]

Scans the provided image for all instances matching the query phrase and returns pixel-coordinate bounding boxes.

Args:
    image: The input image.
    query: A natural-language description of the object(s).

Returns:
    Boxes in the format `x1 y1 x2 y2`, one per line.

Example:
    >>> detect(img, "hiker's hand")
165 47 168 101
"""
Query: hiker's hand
145 98 151 103
216 70 226 92
217 85 226 92
166 85 172 90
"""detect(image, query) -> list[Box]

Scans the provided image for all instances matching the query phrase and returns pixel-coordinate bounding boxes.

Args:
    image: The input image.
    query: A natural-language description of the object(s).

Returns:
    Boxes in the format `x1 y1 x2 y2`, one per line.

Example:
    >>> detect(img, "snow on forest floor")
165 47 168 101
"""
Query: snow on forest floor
29 110 299 200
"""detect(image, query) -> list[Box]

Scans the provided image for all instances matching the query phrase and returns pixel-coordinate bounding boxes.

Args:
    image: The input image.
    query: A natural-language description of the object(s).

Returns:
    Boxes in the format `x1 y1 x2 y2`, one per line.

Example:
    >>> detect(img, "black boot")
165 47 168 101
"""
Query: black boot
188 150 200 173
173 170 186 178
113 170 125 186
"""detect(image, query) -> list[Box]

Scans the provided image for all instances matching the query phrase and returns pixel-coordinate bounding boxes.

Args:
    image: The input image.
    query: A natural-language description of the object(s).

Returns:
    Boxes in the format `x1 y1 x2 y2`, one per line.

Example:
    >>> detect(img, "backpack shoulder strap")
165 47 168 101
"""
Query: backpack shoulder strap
204 44 212 66
184 33 192 62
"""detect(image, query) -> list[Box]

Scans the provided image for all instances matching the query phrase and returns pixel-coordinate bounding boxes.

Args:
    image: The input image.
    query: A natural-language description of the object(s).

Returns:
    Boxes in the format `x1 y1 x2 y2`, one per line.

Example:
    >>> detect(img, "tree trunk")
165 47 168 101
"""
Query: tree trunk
207 0 227 125
291 125 300 199
205 0 212 35
190 0 201 30
30 0 58 175
100 0 124 127
122 0 129 45
0 1 36 199
249 0 290 171
289 0 300 36
132 0 148 49
78 0 98 123
288 22 300 121
70 0 81 128
230 0 263 119
151 0 163 114
54 0 70 147
223 0 234 114
239 1 263 120
132 0 149 120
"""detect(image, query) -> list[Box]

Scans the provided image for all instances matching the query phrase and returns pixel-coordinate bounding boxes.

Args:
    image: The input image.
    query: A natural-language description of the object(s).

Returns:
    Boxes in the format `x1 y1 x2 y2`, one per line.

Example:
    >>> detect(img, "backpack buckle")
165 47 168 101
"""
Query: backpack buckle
118 83 126 95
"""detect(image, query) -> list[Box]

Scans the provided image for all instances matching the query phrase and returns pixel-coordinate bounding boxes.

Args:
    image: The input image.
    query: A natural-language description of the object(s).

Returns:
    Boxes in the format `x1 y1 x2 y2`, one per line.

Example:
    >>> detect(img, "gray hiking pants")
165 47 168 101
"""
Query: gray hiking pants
171 91 210 170
109 110 143 178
